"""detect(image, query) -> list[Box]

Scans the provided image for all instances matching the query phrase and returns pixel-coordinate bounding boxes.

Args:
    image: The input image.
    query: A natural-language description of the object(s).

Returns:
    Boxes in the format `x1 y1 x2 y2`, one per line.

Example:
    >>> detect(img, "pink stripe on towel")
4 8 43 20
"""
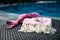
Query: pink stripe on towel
23 17 52 25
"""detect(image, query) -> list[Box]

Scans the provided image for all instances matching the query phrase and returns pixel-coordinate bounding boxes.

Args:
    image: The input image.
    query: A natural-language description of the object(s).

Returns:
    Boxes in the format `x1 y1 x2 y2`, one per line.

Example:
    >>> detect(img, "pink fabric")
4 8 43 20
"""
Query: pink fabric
6 12 40 29
23 17 52 25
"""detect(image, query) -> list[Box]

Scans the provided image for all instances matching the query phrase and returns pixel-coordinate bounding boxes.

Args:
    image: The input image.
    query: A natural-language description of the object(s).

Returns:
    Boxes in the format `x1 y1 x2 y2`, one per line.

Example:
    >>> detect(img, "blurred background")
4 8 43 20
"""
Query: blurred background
0 0 60 21
0 0 59 5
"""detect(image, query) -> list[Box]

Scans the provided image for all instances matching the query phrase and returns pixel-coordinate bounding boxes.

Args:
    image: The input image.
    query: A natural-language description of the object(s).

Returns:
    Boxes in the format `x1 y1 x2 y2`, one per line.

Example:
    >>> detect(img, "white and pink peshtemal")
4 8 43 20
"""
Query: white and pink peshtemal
18 17 56 34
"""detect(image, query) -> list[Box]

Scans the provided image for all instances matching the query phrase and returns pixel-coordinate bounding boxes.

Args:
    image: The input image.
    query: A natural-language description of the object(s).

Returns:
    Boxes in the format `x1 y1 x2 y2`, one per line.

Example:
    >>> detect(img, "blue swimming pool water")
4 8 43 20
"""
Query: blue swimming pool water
0 3 60 17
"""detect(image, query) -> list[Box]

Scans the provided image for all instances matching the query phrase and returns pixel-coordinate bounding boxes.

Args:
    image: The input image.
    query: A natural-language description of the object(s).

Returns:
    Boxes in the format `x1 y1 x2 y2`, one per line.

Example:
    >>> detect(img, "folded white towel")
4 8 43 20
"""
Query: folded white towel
18 17 56 34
